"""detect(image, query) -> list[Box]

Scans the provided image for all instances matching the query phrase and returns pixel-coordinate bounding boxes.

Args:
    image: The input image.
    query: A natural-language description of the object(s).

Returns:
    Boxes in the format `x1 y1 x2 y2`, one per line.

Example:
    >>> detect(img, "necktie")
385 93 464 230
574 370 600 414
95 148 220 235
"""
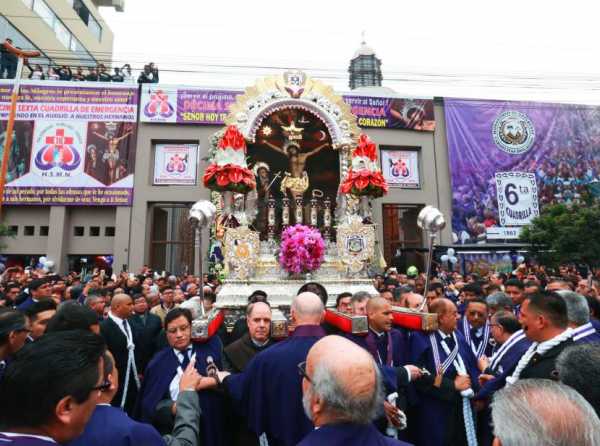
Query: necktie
180 348 191 370
122 320 130 340
443 336 456 351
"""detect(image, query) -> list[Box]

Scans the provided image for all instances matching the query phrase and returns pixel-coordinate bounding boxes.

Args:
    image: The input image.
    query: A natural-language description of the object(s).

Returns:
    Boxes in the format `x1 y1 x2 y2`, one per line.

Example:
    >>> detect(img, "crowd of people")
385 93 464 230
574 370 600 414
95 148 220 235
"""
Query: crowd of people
1 261 600 446
1 37 159 84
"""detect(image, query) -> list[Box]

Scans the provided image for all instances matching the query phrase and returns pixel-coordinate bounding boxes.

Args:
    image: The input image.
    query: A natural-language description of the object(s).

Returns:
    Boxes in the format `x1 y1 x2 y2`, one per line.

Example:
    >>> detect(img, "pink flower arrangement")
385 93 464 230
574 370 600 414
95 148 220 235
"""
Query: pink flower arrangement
279 224 325 274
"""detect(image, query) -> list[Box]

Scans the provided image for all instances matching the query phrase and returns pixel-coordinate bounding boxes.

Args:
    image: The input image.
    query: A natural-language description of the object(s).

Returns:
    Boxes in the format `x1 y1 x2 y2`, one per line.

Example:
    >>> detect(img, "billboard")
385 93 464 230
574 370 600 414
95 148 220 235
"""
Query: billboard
445 98 600 244
0 81 138 206
139 84 435 131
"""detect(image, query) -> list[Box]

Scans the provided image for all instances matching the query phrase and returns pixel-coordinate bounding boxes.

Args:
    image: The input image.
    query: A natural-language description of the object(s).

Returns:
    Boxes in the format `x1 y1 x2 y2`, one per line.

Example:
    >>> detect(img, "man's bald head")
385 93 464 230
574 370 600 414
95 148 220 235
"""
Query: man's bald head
402 292 425 311
303 335 382 425
366 297 389 314
430 298 459 334
110 293 133 319
291 292 324 325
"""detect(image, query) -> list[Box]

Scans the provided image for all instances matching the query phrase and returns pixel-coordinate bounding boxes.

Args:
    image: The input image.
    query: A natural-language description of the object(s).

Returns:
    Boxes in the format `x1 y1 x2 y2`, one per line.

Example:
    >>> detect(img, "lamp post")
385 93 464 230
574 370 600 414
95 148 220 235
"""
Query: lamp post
416 206 446 312
0 42 40 218
189 200 217 302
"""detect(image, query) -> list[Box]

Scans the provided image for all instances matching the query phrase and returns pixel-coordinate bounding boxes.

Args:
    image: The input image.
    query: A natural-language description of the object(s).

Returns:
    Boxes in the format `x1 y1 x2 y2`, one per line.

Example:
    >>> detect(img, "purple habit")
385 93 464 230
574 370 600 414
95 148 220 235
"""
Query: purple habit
0 433 58 445
347 328 409 392
408 330 480 446
135 336 225 446
476 333 532 400
224 324 325 446
298 423 413 446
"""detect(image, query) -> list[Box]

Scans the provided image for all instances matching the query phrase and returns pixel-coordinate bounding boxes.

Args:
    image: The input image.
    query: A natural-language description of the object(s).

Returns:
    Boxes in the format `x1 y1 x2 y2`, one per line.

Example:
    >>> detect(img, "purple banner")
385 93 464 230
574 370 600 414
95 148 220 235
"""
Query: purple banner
0 80 138 206
445 98 600 243
140 85 435 131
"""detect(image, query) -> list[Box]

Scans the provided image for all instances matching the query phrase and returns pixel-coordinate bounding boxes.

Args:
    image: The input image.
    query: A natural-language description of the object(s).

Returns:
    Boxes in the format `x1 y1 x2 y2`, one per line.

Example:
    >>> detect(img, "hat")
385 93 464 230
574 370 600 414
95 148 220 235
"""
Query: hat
28 278 49 291
407 266 418 277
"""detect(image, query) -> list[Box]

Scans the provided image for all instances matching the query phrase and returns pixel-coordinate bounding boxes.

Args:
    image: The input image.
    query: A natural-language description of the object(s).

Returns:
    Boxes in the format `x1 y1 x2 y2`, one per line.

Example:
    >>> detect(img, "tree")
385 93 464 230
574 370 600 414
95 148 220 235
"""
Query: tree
520 203 600 269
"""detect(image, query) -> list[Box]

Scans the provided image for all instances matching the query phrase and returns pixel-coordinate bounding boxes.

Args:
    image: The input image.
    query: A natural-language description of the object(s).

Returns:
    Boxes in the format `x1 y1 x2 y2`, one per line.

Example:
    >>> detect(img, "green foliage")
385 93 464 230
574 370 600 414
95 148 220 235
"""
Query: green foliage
520 203 600 268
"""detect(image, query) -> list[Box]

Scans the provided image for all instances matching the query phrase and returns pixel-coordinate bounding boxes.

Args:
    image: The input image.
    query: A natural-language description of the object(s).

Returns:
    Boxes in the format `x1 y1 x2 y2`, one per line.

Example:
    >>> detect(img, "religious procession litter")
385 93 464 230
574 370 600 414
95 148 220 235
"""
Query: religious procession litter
2 69 600 446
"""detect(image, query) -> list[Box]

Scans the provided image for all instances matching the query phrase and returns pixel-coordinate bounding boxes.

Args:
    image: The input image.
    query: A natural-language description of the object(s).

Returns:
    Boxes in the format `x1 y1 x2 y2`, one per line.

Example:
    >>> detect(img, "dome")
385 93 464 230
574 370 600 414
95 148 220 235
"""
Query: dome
353 40 376 59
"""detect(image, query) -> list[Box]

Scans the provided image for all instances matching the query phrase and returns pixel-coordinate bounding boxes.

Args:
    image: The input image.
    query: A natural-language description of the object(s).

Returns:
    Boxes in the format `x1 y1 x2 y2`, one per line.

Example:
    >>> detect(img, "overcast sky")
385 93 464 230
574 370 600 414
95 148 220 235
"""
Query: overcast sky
100 0 600 103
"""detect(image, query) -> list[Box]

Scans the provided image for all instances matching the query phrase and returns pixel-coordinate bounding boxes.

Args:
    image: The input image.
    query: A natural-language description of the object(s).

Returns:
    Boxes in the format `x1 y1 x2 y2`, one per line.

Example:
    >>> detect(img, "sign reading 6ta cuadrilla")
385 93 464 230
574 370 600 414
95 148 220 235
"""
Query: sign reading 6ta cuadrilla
495 172 539 226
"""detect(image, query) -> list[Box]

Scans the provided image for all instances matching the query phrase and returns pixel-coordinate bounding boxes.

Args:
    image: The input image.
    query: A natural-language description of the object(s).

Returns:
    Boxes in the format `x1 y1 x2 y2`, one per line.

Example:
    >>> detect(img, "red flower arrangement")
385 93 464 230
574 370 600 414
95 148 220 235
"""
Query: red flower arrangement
279 224 325 275
340 133 388 198
203 125 256 193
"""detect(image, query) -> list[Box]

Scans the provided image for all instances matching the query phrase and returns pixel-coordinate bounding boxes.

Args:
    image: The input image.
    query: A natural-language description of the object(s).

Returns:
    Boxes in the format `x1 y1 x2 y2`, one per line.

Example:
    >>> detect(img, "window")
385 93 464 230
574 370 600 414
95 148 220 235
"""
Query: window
88 15 102 41
54 20 71 49
105 226 116 237
33 0 55 28
72 0 103 41
90 226 100 237
8 225 18 235
74 226 84 236
24 226 35 236
40 226 49 236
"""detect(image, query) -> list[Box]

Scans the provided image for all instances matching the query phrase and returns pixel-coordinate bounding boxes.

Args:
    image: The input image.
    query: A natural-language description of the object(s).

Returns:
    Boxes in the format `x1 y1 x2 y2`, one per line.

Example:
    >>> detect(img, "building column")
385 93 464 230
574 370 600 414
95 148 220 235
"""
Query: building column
47 206 69 273
128 201 150 273
113 206 132 274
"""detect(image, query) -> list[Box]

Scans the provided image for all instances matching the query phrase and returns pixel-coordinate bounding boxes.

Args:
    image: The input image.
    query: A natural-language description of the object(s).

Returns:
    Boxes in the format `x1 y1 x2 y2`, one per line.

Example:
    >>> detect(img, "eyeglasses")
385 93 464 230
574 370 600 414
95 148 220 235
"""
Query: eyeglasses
91 379 111 393
298 361 311 383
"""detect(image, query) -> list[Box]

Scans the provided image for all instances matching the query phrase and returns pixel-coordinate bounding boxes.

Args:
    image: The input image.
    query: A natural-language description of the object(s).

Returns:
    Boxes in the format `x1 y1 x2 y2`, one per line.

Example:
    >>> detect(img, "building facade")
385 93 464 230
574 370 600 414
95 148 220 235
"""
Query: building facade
0 76 454 275
1 0 122 67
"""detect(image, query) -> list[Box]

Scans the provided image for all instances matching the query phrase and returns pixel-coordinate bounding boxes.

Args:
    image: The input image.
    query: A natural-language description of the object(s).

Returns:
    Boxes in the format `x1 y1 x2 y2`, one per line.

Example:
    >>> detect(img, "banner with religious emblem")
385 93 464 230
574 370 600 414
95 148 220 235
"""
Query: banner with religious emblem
0 80 138 206
153 144 198 185
380 148 420 188
139 84 435 131
445 98 600 244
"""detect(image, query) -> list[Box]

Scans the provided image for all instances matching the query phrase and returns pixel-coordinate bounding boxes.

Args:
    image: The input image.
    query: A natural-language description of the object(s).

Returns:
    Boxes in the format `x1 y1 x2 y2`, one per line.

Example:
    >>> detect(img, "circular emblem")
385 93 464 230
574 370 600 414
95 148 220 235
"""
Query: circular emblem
492 111 535 155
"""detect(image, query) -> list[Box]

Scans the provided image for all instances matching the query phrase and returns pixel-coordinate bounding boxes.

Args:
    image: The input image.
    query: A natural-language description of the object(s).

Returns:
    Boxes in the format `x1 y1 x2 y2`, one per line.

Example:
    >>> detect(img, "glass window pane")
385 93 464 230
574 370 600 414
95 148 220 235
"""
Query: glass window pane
54 20 71 48
33 0 55 28
20 0 34 9
88 16 102 41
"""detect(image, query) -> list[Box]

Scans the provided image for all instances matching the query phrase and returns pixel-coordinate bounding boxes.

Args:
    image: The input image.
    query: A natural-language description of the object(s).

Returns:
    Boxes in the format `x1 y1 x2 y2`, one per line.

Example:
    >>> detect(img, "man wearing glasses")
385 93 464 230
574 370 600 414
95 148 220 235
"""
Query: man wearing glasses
298 335 412 445
0 330 105 445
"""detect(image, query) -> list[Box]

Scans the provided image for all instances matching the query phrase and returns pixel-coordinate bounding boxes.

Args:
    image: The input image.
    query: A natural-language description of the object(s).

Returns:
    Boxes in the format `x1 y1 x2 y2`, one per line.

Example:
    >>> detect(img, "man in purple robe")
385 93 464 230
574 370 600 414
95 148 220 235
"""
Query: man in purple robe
557 290 600 344
346 297 421 436
0 330 106 446
409 298 480 446
217 292 326 446
136 308 226 446
475 311 530 445
457 298 494 359
298 335 412 446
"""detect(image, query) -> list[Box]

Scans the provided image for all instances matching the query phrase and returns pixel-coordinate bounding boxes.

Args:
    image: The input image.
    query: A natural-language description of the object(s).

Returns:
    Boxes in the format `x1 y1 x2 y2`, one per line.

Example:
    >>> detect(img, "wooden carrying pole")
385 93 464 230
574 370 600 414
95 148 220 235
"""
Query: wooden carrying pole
0 42 40 218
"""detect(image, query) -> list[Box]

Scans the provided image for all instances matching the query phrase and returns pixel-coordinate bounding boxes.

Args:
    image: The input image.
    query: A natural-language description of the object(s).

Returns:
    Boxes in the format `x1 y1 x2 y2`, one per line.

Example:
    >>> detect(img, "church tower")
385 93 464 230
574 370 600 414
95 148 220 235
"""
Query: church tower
348 35 383 90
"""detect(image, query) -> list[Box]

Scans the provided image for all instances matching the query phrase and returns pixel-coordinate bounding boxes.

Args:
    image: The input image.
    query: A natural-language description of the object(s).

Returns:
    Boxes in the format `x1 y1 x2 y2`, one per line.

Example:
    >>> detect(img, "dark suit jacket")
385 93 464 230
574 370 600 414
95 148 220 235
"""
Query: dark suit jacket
100 317 142 414
520 338 574 380
223 333 274 446
129 312 163 372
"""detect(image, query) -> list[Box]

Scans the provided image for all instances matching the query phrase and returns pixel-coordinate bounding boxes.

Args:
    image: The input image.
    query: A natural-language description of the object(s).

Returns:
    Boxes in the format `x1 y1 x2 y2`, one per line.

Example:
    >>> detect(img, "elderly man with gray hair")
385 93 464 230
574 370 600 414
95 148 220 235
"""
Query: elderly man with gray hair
486 292 513 316
557 343 600 417
219 292 326 446
556 290 600 344
298 335 412 445
491 379 600 446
